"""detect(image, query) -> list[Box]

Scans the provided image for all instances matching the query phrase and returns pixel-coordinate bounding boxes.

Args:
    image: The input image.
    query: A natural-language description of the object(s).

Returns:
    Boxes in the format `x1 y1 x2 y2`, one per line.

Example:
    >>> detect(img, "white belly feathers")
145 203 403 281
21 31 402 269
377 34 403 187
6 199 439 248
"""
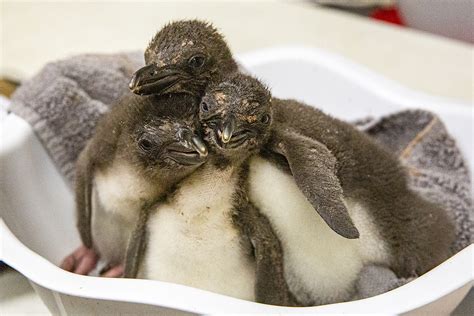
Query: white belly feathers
92 160 159 265
141 165 256 301
248 156 391 305
92 155 390 304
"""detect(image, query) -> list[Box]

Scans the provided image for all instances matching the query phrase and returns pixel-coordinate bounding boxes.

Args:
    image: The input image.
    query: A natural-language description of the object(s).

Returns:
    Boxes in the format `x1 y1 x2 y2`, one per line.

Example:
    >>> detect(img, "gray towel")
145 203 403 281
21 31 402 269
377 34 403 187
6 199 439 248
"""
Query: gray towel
9 53 473 301
354 111 473 298
10 52 143 184
363 110 473 254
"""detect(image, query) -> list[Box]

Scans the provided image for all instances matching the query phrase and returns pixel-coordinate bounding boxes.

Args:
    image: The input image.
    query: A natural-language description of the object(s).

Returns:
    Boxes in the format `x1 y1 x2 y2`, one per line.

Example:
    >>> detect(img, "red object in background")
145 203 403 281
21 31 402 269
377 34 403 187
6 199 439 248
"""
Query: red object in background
371 6 405 26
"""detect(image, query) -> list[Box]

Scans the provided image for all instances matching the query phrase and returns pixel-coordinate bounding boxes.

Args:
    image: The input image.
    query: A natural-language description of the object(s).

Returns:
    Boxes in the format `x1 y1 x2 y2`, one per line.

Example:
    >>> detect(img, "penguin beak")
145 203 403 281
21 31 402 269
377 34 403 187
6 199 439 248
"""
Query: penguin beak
129 64 184 96
190 135 208 157
218 116 236 144
178 128 208 157
167 129 208 166
216 116 254 149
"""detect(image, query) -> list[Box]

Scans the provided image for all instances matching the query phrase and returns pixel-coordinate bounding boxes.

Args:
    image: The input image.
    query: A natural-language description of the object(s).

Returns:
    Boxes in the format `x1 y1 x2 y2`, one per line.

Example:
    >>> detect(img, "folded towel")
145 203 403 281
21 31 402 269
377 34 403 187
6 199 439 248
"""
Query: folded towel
9 52 472 300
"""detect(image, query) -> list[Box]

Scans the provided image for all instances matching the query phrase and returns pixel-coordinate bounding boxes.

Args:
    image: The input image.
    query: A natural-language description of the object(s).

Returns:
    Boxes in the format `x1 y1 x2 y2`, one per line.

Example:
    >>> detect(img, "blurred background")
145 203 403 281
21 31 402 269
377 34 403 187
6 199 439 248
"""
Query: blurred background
1 0 473 101
1 0 473 314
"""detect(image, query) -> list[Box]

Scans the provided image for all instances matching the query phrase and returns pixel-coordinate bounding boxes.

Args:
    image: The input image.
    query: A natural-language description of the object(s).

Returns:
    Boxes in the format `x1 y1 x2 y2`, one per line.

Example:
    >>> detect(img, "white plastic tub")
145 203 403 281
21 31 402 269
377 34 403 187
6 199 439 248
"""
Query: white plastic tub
1 47 472 315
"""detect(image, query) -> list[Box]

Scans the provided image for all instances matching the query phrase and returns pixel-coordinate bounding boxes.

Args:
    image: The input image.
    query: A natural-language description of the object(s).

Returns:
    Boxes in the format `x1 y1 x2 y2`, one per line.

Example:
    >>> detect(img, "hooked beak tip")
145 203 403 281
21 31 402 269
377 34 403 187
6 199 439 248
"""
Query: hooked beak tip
221 133 232 143
128 72 144 94
128 64 162 94
200 147 208 157
196 143 208 157
191 135 208 157
128 78 136 90
220 117 235 144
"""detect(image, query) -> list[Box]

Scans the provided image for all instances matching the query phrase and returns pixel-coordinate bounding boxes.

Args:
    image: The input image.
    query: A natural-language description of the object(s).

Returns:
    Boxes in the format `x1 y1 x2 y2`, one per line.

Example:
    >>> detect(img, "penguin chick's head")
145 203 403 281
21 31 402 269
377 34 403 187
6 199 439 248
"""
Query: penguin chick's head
129 20 238 97
199 74 272 162
117 94 208 184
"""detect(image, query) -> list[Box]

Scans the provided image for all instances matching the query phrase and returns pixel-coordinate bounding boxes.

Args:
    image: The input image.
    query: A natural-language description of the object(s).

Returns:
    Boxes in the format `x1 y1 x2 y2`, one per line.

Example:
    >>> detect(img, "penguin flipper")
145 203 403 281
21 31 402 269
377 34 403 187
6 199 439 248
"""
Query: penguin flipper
75 146 94 249
124 205 149 278
268 128 360 239
234 197 298 306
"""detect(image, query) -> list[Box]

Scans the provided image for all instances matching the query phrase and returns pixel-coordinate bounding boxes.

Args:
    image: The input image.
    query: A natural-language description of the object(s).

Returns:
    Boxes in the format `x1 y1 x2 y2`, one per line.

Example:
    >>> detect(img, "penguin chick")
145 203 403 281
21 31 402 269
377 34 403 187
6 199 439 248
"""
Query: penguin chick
198 73 299 306
129 20 238 96
203 74 455 305
200 74 363 306
246 99 456 305
128 76 279 303
61 93 208 275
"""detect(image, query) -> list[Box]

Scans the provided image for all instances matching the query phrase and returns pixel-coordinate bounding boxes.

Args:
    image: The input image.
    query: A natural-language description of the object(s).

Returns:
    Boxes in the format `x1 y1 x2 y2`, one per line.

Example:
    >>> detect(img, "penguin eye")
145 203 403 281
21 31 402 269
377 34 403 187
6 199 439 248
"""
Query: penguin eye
200 101 209 112
260 114 271 124
138 138 153 151
188 55 206 68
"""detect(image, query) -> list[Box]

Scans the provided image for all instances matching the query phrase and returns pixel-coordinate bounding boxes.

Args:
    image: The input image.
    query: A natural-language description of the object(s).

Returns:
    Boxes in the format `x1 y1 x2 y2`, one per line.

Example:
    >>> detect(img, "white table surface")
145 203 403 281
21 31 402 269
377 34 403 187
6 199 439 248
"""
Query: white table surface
0 1 472 314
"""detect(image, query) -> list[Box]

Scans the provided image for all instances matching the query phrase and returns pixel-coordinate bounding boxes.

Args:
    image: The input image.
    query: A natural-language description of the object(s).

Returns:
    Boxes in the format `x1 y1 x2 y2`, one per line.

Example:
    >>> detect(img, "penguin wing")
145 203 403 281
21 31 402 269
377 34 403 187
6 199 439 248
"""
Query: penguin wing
75 145 94 248
124 205 149 278
233 195 297 305
267 128 360 239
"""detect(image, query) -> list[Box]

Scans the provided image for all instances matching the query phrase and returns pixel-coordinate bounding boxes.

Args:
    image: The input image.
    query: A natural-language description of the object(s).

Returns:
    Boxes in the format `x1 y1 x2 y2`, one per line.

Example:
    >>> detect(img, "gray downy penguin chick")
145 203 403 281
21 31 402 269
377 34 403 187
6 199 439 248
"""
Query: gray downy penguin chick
247 99 455 305
201 74 365 306
200 74 455 305
127 75 278 303
61 93 208 275
129 20 238 96
198 74 299 306
128 20 455 303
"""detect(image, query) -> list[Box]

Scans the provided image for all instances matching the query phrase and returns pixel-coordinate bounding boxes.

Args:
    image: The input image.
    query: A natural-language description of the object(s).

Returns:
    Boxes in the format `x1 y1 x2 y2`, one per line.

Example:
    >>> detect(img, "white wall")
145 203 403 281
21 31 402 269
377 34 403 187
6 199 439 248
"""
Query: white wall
1 0 472 102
